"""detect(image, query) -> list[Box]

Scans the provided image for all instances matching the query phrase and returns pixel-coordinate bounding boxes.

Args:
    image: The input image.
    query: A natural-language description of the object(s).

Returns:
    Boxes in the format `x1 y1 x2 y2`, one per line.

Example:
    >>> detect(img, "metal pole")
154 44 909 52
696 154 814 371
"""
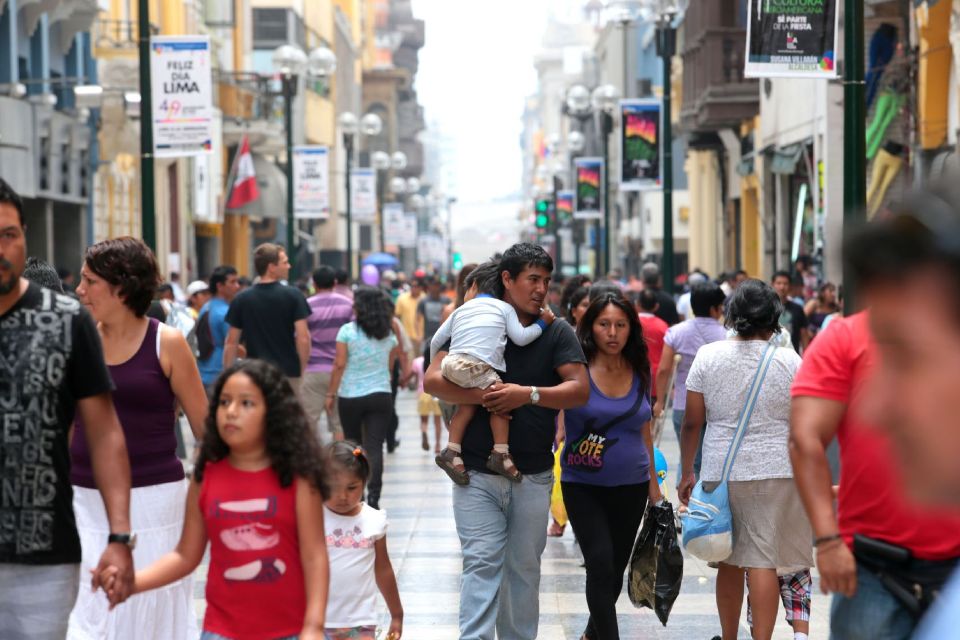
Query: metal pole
659 24 676 295
345 134 354 279
843 0 865 314
138 0 155 251
284 74 296 277
378 169 387 252
601 112 612 278
552 176 562 274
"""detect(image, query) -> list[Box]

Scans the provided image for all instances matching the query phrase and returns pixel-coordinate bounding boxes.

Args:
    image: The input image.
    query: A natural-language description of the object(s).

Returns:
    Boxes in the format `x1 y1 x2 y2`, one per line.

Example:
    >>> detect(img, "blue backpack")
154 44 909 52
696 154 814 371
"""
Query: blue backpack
681 341 777 562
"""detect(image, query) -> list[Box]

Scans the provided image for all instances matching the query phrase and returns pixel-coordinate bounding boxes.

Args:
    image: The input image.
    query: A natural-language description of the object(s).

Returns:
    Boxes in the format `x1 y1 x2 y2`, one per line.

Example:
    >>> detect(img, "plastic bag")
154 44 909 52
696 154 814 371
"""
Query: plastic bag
628 500 684 626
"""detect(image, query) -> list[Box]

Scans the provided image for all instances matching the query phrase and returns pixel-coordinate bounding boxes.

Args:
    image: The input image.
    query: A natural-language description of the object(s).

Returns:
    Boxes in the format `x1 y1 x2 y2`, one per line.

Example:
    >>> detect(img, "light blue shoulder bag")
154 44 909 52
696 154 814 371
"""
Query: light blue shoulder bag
681 341 778 562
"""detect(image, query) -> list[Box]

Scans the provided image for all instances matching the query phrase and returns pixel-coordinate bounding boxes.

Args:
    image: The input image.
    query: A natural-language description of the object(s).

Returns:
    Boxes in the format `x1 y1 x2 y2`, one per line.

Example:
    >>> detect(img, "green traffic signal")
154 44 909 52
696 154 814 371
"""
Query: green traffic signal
536 199 550 213
535 213 549 228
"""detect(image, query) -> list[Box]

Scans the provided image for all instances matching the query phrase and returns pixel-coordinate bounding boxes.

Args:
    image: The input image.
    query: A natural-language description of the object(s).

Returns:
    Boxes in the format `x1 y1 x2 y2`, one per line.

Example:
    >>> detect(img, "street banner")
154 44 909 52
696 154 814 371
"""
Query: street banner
557 190 574 223
620 99 660 191
292 146 330 219
400 214 418 249
150 35 213 157
225 134 259 210
744 0 839 79
574 157 603 220
383 203 405 245
417 233 445 265
351 168 377 222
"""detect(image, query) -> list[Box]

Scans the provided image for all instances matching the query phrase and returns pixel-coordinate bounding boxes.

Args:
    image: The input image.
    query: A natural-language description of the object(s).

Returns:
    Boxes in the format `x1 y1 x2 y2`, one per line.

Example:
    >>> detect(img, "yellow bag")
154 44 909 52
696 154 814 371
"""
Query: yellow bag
550 444 567 526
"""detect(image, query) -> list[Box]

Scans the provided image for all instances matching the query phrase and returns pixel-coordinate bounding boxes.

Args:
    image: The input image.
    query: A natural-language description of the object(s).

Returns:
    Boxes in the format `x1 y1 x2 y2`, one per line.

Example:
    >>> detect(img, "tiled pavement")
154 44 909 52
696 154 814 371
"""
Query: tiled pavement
191 390 830 638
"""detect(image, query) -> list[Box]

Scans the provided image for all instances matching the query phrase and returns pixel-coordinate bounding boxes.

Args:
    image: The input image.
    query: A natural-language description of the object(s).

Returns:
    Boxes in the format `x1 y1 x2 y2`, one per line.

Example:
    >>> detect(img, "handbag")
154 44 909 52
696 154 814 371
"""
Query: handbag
681 341 777 562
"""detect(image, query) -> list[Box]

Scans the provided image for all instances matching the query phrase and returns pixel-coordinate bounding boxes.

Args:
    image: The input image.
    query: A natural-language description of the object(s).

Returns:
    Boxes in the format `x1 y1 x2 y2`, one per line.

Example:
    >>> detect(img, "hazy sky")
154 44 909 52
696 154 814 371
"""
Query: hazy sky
412 0 583 207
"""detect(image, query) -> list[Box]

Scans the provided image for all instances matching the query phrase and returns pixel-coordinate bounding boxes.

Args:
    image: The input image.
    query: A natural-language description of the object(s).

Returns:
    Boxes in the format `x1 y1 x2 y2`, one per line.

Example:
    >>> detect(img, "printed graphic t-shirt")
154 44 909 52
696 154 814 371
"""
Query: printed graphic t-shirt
324 504 388 627
0 283 113 565
199 460 305 639
561 373 652 486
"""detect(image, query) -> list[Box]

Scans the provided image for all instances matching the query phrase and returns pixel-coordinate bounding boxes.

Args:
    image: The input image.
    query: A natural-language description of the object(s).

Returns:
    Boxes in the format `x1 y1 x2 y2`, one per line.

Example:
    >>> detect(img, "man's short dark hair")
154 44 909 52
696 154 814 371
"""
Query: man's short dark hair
771 270 792 283
209 264 237 296
312 265 336 290
641 262 661 288
253 243 283 277
334 267 350 286
691 282 726 317
638 288 659 312
0 177 24 227
23 257 64 293
500 243 554 281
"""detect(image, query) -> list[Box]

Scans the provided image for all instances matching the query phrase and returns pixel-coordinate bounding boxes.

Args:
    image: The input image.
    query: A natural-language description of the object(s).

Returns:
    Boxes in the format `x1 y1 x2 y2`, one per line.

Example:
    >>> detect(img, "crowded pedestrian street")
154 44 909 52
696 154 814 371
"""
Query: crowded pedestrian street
6 0 960 639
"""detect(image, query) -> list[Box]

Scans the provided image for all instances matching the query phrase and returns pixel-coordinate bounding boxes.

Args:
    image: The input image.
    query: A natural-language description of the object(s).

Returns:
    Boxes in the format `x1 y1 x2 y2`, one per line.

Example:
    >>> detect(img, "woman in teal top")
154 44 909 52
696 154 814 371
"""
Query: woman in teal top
327 286 401 508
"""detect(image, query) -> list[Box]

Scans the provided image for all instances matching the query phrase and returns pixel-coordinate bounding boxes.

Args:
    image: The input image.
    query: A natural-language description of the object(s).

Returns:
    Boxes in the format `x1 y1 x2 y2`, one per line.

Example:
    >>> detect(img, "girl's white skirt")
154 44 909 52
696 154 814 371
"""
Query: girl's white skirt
68 478 199 640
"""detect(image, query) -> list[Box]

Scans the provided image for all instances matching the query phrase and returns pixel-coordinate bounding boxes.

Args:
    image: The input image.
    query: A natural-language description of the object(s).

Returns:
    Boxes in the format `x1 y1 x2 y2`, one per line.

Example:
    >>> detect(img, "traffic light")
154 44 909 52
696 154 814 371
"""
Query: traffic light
535 197 551 229
452 252 463 271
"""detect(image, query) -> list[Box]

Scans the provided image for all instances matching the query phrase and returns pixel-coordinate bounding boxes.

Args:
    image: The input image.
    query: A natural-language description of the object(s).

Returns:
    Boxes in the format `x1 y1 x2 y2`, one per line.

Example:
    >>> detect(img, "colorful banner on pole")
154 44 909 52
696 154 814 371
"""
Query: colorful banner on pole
351 168 377 223
744 0 839 78
292 146 330 219
400 214 418 248
383 203 405 245
574 157 603 220
556 190 574 224
620 99 660 191
150 36 213 157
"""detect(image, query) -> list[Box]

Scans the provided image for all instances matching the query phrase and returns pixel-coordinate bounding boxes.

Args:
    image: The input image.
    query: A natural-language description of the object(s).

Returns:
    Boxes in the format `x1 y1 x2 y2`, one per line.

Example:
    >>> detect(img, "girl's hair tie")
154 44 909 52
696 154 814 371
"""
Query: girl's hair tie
352 447 363 457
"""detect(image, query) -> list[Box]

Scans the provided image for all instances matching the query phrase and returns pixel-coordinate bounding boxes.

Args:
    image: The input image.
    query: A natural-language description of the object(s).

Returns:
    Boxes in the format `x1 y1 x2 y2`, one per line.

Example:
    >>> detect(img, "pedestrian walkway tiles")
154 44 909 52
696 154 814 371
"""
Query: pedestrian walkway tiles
193 391 829 639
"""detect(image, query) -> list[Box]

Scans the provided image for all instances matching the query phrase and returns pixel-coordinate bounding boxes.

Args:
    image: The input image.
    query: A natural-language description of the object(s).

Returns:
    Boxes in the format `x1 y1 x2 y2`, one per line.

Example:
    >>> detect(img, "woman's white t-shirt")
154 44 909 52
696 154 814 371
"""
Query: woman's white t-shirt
324 503 388 627
686 339 802 482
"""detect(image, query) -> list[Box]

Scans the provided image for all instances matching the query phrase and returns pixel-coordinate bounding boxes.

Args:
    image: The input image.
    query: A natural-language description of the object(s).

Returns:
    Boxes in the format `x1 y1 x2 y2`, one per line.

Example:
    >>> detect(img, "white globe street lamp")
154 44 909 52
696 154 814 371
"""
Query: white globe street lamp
272 45 308 75
372 150 391 170
406 177 421 194
307 45 337 77
567 130 586 153
391 151 408 171
361 113 383 137
591 84 620 113
338 111 359 136
566 84 591 115
390 177 407 195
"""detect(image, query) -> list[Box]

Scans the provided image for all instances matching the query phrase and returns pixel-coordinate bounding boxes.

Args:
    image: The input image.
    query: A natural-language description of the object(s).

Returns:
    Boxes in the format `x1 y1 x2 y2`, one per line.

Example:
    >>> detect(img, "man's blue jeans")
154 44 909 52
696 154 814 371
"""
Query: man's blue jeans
830 564 917 640
452 469 553 640
672 410 703 480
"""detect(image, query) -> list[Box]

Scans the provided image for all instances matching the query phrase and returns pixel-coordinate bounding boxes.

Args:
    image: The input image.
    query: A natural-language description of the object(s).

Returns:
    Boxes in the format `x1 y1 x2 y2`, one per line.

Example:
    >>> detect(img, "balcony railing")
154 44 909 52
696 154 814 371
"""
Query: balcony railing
93 19 160 50
214 71 285 122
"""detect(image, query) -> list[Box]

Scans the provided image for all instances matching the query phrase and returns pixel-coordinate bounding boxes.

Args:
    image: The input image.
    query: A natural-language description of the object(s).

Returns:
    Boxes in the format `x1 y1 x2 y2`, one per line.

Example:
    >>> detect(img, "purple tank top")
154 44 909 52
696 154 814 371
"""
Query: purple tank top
71 318 184 488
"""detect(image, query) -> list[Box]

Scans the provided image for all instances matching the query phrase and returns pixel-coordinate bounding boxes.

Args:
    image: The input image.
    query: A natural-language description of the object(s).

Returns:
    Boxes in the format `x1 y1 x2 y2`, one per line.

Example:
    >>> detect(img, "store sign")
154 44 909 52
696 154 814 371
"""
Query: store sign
293 146 330 219
744 0 839 79
620 100 660 191
150 36 214 157
351 168 377 222
574 157 603 220
417 233 445 265
556 190 574 223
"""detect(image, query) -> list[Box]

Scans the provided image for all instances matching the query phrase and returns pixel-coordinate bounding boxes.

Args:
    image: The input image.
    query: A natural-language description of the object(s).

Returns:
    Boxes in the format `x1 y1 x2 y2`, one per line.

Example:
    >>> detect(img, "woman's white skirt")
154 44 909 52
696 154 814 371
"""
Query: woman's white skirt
67 479 199 640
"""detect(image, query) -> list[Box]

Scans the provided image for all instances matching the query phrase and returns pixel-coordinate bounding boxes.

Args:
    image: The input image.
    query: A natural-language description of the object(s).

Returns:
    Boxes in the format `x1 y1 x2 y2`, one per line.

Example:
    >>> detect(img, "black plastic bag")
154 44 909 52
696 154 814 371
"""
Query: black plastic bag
627 500 684 626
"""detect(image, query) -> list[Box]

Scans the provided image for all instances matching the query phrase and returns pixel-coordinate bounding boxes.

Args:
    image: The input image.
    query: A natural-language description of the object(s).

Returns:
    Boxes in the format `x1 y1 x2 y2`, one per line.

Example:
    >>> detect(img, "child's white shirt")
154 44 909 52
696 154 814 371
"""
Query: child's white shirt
430 295 548 372
324 503 388 627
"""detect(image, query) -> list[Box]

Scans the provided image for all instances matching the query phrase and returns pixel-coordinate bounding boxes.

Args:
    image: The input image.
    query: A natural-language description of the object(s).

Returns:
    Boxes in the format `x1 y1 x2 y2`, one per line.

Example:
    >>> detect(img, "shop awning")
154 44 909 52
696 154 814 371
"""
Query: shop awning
768 143 804 175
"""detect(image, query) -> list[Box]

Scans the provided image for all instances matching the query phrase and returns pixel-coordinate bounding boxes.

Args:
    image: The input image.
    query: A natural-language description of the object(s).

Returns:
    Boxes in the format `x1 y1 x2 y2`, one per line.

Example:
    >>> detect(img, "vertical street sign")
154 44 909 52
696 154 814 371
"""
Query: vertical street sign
620 99 661 191
150 35 213 157
574 157 604 220
292 146 330 219
351 168 377 222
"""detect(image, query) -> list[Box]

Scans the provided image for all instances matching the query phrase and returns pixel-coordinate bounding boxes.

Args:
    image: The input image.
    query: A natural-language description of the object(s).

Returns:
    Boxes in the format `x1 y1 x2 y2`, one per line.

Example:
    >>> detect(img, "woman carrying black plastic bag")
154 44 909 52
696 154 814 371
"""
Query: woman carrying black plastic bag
559 293 663 640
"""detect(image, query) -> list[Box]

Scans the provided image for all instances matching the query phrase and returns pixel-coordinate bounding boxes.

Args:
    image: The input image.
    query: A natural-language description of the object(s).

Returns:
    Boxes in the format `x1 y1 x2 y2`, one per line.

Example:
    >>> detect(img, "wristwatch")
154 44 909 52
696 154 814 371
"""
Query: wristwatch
529 386 540 405
107 532 138 550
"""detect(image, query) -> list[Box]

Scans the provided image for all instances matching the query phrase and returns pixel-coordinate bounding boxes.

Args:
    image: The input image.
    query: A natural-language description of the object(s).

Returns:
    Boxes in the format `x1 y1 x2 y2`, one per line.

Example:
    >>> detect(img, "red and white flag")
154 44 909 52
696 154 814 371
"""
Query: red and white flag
225 135 259 209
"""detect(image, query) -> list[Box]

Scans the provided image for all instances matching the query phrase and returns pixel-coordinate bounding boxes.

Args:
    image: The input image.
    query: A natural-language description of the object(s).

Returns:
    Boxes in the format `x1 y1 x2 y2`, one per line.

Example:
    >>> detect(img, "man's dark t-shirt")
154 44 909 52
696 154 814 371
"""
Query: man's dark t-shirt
653 289 680 326
780 299 808 353
417 295 451 348
226 282 311 377
0 283 113 565
441 319 586 475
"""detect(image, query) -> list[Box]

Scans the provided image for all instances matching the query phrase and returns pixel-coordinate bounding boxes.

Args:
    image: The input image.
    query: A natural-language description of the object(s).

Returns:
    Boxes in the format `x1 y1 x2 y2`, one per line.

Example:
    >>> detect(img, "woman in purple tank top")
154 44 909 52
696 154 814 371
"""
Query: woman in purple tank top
69 237 207 640
560 292 663 640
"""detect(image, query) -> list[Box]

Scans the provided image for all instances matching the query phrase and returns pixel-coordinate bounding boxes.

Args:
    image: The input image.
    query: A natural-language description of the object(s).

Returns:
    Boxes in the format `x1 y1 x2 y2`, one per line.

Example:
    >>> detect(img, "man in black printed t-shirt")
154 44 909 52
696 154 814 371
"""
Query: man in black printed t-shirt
425 244 589 640
0 178 134 639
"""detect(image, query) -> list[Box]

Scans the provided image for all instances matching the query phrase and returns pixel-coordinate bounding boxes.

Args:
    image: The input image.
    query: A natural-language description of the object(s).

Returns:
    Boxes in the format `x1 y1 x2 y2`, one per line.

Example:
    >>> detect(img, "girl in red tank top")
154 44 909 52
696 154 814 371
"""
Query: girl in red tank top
97 360 330 640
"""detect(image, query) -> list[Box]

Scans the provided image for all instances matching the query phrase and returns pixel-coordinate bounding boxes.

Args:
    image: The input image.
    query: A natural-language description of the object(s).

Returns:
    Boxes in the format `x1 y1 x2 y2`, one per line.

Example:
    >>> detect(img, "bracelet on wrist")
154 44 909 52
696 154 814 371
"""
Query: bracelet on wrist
814 534 843 547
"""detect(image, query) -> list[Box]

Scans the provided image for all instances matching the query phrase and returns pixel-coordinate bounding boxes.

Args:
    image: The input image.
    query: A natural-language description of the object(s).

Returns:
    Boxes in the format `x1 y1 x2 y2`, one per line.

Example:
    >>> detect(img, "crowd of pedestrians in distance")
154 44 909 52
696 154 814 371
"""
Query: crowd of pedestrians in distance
4 168 960 640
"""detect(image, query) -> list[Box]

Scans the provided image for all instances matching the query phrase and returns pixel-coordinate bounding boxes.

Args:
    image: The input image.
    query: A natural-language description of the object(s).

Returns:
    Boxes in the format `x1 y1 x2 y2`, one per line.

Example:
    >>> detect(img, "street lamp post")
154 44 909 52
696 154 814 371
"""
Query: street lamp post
567 129 586 275
592 83 620 278
272 44 336 278
372 150 391 251
138 0 155 250
649 0 687 294
337 111 383 280
843 0 866 314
